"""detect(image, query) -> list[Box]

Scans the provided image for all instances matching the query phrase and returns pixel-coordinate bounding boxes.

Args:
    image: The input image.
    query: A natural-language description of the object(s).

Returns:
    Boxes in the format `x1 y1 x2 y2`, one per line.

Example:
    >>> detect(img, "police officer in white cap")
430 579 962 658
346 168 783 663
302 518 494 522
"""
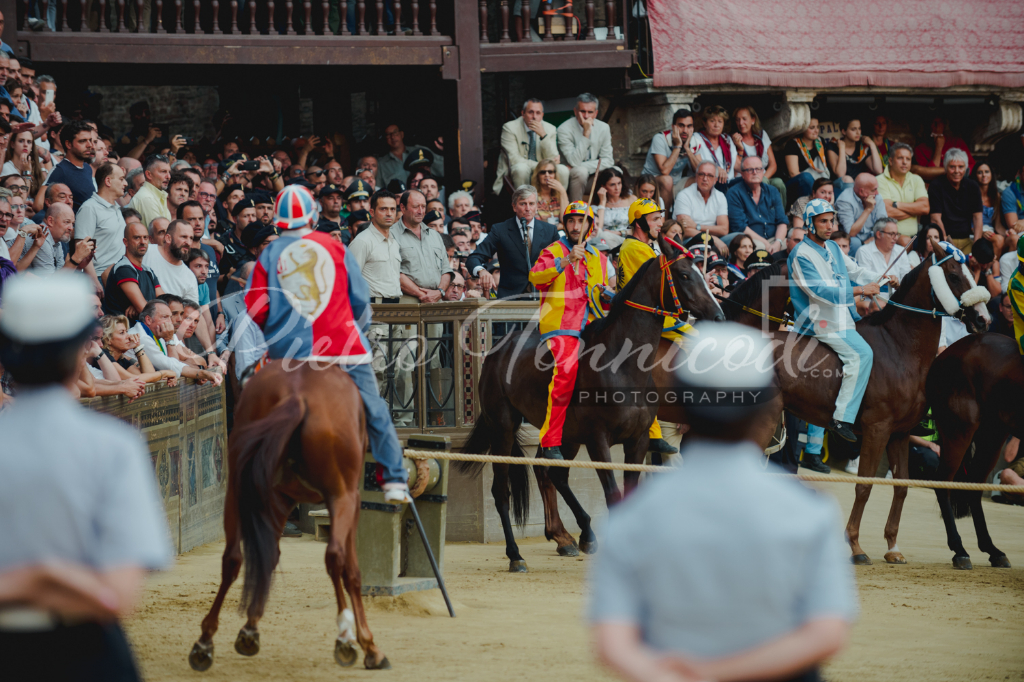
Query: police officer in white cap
589 321 857 682
0 273 173 681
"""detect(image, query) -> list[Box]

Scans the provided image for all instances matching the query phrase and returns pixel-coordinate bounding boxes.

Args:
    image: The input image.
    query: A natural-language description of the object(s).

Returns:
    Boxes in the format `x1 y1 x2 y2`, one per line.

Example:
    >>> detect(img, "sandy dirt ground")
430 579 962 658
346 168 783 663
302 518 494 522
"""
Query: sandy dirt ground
126 478 1024 682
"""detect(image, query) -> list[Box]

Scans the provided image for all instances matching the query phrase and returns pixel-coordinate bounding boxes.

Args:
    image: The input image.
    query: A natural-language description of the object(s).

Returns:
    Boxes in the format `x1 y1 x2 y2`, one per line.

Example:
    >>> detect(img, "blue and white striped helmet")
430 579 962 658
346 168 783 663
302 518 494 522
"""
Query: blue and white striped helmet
802 198 835 226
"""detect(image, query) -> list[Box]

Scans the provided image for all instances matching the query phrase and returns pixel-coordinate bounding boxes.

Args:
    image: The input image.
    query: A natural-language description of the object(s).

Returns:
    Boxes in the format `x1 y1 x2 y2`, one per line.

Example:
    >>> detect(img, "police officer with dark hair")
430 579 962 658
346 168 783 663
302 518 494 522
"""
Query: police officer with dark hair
590 322 857 682
0 273 172 681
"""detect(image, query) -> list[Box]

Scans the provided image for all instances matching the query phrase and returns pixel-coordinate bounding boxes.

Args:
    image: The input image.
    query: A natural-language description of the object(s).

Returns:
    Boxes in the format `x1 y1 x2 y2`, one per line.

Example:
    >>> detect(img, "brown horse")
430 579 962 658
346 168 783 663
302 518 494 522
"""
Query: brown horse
460 237 725 570
188 362 390 671
759 238 989 564
528 260 794 559
926 332 1021 569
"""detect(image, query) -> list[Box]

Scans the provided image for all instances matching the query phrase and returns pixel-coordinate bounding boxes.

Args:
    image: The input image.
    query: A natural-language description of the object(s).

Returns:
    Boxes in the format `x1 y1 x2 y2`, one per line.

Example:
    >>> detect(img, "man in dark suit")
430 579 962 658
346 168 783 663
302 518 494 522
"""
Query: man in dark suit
466 184 559 298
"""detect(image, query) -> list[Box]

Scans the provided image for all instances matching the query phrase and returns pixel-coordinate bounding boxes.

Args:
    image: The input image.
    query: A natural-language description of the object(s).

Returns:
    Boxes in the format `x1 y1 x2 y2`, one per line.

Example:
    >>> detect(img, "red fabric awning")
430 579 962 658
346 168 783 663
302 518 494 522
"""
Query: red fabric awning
648 0 1024 90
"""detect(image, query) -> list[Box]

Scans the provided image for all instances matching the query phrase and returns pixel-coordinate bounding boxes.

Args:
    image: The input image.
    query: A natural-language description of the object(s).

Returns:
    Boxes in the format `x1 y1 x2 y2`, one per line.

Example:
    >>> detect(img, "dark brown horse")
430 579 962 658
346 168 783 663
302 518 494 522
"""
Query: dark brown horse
760 238 989 564
460 237 725 571
188 362 390 671
926 332 1021 569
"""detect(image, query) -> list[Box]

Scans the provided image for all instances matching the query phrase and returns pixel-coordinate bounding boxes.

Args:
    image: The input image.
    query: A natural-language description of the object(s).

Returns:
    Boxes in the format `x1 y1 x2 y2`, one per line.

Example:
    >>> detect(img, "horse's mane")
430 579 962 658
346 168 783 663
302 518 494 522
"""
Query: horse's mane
583 257 658 339
863 257 927 326
725 260 785 317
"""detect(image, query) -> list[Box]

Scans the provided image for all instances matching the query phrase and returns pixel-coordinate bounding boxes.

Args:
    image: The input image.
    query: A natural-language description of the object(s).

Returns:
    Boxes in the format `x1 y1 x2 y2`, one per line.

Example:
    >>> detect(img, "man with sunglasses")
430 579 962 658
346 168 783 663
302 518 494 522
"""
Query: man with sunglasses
304 166 327 196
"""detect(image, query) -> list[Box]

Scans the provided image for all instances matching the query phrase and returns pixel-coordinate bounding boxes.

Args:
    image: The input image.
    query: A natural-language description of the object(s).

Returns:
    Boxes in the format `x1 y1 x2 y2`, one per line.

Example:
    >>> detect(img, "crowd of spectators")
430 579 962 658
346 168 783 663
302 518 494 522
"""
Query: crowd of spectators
0 72 1020 486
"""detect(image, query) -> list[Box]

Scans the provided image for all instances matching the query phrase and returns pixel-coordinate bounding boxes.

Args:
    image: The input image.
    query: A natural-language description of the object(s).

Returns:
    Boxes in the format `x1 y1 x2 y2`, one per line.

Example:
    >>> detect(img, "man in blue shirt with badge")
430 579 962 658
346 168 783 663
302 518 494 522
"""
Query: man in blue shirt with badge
0 273 173 681
590 322 858 682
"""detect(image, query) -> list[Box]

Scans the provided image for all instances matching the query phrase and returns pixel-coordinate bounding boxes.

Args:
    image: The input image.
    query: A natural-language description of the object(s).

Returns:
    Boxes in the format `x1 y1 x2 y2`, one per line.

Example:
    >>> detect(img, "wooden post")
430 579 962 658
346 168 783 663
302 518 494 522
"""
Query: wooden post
584 0 594 39
391 0 399 35
604 0 614 35
374 0 382 33
453 0 484 200
338 0 348 34
478 0 486 42
520 0 528 42
427 0 435 34
175 0 183 31
97 0 107 31
136 0 144 31
498 0 509 43
42 0 51 30
356 0 364 33
155 0 165 31
542 0 552 41
228 0 237 31
267 0 275 32
285 0 295 33
303 0 311 33
212 0 221 32
193 0 199 32
322 0 330 34
409 0 419 34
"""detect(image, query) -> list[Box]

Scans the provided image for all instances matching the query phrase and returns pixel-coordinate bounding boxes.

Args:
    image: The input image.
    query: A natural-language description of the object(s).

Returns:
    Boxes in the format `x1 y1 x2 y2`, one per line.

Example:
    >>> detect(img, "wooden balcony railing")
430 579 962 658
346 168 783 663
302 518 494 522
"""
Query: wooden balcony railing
16 0 444 36
479 0 623 44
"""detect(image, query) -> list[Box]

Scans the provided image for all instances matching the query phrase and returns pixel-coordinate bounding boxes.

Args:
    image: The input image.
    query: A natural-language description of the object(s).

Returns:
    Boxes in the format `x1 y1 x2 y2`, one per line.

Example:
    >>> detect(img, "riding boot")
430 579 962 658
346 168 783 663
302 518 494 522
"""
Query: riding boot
800 449 831 474
829 420 858 443
538 446 564 460
648 438 679 455
282 521 302 537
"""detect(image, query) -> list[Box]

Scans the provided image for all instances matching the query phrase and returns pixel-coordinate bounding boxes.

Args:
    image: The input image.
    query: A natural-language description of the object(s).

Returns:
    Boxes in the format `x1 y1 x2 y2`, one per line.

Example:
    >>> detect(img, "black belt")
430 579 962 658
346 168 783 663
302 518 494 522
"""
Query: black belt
370 297 400 304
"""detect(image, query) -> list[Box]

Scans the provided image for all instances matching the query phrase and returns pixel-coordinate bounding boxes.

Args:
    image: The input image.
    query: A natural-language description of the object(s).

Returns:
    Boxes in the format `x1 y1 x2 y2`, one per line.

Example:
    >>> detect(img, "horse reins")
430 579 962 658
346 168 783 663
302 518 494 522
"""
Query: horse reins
713 293 791 326
624 253 689 320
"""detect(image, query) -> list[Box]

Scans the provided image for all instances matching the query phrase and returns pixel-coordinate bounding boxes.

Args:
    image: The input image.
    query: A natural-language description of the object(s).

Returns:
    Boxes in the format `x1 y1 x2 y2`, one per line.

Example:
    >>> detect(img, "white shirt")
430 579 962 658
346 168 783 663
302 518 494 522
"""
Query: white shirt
693 134 739 181
940 317 969 349
739 130 773 168
128 321 188 377
855 241 911 284
142 247 200 302
999 251 1017 294
673 183 727 224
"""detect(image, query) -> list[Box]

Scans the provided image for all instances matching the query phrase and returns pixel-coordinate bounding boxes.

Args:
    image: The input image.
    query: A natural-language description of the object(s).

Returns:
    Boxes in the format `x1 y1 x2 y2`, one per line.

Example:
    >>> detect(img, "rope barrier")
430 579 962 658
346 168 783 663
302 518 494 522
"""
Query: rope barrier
403 449 1024 494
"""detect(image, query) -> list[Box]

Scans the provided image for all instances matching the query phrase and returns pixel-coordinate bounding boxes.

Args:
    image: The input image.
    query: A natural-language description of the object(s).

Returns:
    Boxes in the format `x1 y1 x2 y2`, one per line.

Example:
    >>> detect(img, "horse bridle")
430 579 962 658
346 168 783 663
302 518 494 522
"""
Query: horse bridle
624 253 690 322
877 252 968 320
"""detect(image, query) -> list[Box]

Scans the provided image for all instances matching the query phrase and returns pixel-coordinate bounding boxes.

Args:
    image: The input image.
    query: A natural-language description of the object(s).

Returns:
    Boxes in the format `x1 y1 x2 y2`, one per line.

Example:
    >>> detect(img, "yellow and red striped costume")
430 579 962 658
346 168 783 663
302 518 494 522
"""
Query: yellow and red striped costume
529 238 608 447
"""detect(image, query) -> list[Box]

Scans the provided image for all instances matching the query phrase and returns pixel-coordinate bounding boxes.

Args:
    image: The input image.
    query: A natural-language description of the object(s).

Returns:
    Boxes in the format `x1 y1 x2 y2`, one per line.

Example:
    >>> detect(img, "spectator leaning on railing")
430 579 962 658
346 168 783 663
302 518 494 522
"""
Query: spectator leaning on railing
128 299 221 385
99 313 177 385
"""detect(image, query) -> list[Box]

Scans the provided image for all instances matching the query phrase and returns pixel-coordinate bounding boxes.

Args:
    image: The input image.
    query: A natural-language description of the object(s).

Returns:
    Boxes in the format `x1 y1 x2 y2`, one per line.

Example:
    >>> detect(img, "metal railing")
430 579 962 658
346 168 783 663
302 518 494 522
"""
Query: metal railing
370 298 538 441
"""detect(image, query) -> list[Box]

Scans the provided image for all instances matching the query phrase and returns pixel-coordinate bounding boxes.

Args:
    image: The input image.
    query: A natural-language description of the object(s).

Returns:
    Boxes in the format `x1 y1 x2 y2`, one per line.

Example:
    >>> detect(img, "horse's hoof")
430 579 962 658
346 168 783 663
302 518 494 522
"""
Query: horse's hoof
579 539 598 555
188 641 214 672
334 639 358 667
851 554 872 566
509 560 528 573
557 543 580 557
365 655 392 670
234 628 260 656
990 555 1011 568
884 551 907 565
952 556 973 570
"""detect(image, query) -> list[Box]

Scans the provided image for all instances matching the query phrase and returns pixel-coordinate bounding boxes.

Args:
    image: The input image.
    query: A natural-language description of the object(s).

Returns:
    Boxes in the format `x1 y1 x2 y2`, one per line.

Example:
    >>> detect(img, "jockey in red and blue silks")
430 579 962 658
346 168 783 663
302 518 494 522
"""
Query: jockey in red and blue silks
528 201 607 460
244 185 410 503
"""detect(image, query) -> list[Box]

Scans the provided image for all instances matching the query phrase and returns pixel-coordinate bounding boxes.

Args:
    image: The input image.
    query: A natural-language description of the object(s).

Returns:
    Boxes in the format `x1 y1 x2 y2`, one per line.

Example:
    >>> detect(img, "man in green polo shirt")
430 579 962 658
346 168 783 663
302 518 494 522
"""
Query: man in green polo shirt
877 142 929 241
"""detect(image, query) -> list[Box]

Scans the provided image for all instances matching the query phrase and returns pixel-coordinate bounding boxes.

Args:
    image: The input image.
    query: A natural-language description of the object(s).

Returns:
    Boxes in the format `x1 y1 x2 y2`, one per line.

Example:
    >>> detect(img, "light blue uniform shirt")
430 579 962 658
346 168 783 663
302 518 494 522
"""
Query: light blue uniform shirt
588 439 857 657
0 386 173 571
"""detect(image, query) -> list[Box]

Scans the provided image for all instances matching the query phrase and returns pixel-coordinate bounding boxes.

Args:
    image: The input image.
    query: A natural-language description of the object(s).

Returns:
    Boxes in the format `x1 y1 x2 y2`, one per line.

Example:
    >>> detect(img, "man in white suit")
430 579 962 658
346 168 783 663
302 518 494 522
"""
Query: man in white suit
557 93 615 201
493 98 568 194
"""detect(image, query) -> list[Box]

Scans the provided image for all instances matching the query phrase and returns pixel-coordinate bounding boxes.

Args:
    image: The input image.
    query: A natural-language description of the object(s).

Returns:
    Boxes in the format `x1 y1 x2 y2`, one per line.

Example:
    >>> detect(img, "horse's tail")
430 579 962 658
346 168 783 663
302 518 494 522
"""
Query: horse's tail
456 413 530 528
456 416 493 477
508 431 531 529
234 394 307 616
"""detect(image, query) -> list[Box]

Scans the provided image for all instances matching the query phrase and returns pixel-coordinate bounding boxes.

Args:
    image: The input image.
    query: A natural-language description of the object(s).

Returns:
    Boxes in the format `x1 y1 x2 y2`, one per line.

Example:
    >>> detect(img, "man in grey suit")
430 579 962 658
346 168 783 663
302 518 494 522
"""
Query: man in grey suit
557 93 615 202
466 185 559 299
493 98 568 194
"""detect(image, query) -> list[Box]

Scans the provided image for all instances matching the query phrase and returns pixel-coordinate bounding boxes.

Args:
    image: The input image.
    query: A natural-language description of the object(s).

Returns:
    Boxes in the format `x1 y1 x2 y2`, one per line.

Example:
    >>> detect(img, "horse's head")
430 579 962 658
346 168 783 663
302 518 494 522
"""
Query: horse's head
658 235 726 322
926 236 991 333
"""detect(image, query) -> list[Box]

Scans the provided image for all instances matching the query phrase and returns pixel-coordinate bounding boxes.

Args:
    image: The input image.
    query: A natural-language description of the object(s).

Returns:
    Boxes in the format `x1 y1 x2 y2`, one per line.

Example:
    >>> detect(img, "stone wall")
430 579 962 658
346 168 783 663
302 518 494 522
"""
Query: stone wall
88 85 220 142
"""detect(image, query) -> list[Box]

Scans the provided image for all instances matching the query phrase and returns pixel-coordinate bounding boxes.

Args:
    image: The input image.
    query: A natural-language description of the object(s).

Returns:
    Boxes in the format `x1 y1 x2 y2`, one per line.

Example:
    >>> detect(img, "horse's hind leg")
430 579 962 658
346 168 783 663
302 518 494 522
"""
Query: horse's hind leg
336 506 389 670
533 461 579 556
189 481 243 671
883 434 910 564
934 422 977 569
546 443 598 554
968 430 1011 568
234 498 288 658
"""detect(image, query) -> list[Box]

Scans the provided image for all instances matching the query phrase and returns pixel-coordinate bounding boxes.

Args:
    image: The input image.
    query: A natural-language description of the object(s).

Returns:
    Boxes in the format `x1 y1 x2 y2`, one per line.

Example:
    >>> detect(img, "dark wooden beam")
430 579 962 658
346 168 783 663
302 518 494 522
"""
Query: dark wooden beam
480 43 633 72
21 32 451 64
452 0 483 199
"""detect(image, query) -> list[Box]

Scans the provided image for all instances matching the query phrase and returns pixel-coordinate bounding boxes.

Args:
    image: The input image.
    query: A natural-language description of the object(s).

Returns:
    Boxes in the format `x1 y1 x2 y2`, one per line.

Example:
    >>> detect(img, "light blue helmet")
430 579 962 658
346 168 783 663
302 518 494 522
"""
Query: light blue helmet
802 198 836 226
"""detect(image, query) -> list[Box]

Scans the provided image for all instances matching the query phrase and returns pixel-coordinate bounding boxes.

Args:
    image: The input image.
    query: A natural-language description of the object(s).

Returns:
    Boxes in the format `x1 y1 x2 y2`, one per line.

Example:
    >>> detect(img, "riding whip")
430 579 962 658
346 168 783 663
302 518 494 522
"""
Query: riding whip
407 498 456 618
573 159 602 275
873 231 919 286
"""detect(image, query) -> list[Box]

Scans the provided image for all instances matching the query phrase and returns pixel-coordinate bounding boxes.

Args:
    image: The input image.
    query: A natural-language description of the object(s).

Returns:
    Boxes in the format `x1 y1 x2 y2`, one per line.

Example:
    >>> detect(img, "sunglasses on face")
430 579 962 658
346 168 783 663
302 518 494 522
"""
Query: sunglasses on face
538 170 555 175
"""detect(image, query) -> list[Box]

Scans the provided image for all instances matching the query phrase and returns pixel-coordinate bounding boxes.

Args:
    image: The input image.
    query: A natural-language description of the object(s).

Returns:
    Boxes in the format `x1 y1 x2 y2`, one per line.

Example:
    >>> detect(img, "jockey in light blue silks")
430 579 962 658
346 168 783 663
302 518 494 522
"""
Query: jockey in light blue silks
788 199 894 444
